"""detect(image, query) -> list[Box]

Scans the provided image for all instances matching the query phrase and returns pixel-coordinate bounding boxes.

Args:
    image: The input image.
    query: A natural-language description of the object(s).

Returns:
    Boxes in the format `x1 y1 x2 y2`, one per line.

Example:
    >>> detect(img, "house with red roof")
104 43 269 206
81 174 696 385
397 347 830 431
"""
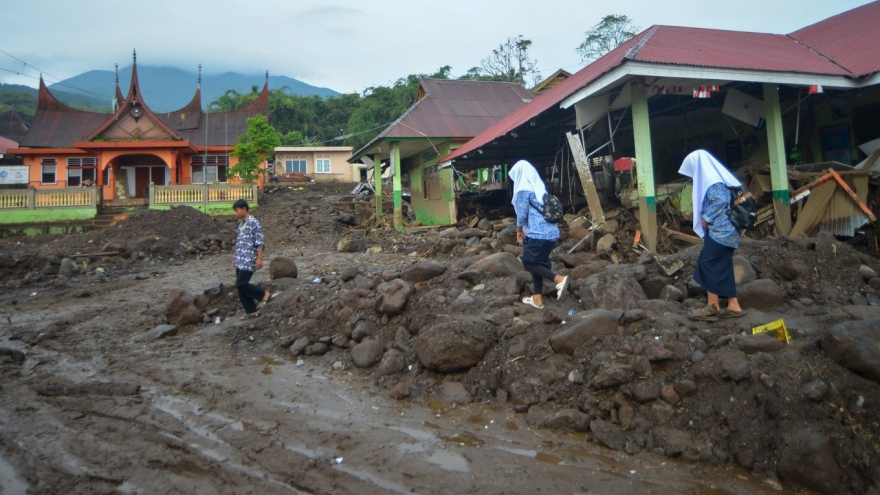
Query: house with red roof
3 51 268 226
443 1 880 251
348 78 534 227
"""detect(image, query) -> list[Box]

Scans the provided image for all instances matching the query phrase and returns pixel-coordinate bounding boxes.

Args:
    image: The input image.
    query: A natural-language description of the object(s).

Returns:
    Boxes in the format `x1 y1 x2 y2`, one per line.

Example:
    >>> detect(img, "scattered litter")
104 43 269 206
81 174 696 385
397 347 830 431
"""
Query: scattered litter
312 278 321 284
30 292 37 297
296 359 304 367
751 318 791 343
214 317 221 325
333 457 343 464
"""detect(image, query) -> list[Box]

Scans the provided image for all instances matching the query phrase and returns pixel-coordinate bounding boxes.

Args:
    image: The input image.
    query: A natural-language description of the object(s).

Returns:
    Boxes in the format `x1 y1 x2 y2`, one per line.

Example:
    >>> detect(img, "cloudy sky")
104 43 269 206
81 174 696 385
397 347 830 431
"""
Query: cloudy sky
1 0 873 95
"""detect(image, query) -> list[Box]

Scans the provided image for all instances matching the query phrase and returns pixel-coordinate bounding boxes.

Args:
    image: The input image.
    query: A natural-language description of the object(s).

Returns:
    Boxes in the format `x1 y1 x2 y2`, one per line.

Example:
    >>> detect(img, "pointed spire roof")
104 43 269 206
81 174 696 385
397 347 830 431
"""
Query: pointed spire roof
114 63 124 109
86 50 182 141
19 76 112 147
177 80 269 147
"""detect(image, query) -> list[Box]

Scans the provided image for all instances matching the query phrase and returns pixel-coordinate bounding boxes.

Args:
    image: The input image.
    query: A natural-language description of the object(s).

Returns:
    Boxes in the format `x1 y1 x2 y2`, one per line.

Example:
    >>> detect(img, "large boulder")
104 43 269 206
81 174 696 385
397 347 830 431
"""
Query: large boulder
732 255 756 284
550 309 623 355
579 265 647 311
269 257 298 280
736 279 784 310
570 260 610 280
102 240 128 254
58 258 79 277
415 317 494 372
777 430 840 494
165 289 202 326
351 340 384 368
374 279 413 316
467 252 522 277
822 319 880 383
401 261 447 283
840 305 880 320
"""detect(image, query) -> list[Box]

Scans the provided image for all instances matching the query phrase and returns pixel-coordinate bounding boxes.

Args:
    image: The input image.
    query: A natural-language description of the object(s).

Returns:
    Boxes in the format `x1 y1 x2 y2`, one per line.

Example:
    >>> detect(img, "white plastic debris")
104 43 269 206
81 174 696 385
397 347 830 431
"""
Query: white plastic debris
333 457 343 464
214 317 221 325
296 359 304 367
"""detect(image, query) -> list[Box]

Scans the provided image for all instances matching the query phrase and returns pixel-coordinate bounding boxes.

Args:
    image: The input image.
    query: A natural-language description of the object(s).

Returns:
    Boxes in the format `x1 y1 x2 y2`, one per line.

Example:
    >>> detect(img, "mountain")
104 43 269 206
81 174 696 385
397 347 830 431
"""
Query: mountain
0 83 110 113
47 66 339 113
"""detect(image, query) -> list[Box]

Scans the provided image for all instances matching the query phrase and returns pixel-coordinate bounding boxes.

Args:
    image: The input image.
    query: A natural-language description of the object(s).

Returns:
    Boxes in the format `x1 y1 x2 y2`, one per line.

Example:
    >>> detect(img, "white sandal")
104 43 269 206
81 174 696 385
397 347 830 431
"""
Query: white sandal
556 276 570 301
522 296 544 309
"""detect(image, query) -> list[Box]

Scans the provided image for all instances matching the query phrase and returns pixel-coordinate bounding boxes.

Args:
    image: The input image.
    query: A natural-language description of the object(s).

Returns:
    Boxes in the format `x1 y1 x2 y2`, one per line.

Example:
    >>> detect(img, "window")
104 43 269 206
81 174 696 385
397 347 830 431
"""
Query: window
316 158 331 174
423 180 429 199
285 159 306 174
67 157 98 186
103 167 110 186
191 155 229 183
41 158 57 184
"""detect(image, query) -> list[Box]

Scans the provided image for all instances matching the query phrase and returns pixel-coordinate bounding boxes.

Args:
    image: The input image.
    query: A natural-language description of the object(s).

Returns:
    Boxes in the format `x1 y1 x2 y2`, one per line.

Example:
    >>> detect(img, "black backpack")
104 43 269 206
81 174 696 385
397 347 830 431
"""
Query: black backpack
530 193 564 224
728 187 757 230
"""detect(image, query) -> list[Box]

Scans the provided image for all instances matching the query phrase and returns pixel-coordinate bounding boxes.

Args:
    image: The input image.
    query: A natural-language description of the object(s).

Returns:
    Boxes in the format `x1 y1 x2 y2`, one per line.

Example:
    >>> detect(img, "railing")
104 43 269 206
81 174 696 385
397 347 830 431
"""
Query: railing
150 183 260 206
0 187 99 210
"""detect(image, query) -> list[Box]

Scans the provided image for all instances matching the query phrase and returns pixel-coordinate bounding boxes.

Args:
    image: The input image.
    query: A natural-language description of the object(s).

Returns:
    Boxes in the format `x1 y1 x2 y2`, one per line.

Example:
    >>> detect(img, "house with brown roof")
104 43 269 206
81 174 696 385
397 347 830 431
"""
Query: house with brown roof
273 146 356 183
444 1 880 251
3 51 268 226
348 78 534 228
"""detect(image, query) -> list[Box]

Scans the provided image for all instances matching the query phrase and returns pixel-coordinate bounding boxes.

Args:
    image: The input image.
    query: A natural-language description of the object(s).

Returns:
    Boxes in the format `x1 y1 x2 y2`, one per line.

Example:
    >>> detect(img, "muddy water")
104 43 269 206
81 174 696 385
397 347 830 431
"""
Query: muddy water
0 251 798 494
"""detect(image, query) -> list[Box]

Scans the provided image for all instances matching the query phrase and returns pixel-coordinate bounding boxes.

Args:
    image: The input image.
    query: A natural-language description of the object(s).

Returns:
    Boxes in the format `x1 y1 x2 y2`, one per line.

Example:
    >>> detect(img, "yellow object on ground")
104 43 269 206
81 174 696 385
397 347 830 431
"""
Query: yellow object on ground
751 318 791 343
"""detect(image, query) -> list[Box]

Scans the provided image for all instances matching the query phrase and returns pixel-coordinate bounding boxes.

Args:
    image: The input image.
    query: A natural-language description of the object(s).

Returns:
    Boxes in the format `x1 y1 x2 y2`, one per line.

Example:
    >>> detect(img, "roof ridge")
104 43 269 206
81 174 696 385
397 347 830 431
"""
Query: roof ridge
625 25 660 60
786 33 855 76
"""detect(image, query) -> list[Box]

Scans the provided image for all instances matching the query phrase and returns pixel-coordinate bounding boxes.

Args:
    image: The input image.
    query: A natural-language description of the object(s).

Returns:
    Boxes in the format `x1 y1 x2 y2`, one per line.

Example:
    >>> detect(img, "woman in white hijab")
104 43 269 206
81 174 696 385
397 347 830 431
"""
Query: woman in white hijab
509 160 570 309
678 150 746 320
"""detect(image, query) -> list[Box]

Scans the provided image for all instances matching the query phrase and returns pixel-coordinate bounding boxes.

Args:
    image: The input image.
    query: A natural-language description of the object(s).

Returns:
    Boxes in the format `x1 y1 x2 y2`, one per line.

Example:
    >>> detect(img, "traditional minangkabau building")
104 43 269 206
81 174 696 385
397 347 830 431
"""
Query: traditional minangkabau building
4 51 268 227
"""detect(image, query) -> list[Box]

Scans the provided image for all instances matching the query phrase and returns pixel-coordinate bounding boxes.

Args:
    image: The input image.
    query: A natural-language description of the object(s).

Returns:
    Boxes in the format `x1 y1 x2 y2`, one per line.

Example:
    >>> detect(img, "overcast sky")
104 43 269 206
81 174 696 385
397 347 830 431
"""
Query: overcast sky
1 0 874 95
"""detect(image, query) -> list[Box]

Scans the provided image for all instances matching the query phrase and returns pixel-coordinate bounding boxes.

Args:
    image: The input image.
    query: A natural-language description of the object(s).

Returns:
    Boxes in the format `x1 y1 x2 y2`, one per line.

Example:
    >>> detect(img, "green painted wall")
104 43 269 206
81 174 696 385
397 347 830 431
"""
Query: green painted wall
407 141 456 225
150 203 254 215
0 207 96 225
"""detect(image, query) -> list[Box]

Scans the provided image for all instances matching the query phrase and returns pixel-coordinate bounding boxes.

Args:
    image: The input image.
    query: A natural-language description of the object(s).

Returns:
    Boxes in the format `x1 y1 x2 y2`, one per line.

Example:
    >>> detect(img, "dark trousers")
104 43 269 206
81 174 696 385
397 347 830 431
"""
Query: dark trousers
694 234 737 298
521 237 558 294
236 269 266 314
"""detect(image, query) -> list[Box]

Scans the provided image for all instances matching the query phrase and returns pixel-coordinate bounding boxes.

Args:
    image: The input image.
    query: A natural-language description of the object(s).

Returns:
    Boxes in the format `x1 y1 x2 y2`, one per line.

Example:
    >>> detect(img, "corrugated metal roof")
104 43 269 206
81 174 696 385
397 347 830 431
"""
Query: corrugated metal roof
445 8 878 164
789 1 880 77
0 110 33 142
634 26 849 75
351 79 534 159
157 88 203 131
19 78 112 148
0 135 18 153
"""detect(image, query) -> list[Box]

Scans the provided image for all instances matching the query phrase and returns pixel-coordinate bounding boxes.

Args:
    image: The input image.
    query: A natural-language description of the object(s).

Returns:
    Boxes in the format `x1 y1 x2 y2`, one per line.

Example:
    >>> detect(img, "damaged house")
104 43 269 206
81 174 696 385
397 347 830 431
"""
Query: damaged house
443 2 880 253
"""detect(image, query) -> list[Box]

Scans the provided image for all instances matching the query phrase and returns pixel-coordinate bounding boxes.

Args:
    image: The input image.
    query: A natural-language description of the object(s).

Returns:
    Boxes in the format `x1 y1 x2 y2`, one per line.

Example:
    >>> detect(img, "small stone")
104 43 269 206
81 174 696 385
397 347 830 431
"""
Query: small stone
660 385 680 405
802 380 828 401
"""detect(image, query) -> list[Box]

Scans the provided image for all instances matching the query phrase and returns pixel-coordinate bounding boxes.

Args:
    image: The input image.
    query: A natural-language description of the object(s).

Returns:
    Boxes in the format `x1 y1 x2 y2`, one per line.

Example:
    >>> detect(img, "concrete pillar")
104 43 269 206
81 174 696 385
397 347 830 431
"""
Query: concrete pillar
763 83 792 235
391 142 403 231
373 152 382 224
630 82 658 252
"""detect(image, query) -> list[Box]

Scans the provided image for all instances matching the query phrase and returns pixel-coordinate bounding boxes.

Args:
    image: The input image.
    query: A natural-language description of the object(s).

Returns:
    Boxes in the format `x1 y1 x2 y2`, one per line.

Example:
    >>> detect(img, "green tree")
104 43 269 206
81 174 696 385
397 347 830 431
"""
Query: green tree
230 115 281 183
576 15 640 62
208 87 260 113
462 36 540 86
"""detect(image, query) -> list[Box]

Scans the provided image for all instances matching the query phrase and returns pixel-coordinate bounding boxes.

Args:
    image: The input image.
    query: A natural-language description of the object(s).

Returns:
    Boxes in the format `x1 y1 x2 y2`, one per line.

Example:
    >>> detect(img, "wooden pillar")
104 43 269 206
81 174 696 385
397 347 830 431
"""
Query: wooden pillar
373 152 382 225
391 142 403 231
763 83 792 235
630 82 658 252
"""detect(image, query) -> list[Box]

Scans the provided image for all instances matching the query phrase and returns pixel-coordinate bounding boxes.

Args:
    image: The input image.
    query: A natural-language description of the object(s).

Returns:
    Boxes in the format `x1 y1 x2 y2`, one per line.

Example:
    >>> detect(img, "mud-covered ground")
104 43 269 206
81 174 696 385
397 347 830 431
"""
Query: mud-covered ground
2 182 879 495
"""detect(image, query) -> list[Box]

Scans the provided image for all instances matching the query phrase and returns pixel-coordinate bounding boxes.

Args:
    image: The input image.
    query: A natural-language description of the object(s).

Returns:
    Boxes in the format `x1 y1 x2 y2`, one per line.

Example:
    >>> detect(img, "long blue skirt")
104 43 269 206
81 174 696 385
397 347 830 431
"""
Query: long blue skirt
694 234 737 298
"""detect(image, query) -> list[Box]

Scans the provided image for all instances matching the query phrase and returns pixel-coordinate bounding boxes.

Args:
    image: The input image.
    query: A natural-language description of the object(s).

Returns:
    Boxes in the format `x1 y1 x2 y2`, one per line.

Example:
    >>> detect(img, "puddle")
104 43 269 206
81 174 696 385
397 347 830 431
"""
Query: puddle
333 466 422 495
261 366 273 375
0 453 29 494
426 397 448 411
437 431 485 447
503 421 519 431
535 452 564 464
425 450 469 472
389 426 436 442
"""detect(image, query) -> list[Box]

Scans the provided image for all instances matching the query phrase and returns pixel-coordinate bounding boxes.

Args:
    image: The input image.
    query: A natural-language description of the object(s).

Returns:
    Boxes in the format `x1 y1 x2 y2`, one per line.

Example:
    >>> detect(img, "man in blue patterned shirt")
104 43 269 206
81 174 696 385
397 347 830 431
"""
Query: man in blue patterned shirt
232 199 269 319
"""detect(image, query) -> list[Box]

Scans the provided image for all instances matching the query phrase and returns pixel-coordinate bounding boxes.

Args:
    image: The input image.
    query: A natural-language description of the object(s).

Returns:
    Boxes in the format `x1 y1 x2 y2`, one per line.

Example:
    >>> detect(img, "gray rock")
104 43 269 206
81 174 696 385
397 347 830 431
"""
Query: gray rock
304 343 330 356
674 379 697 397
777 430 840 494
165 289 202 326
549 309 623 355
590 419 626 451
58 258 79 277
859 265 878 282
438 382 472 405
351 340 384 368
815 232 838 259
570 260 611 280
269 257 298 280
822 319 880 383
102 240 128 254
839 305 880 320
401 261 448 283
374 279 414 316
589 363 634 389
415 317 494 372
351 321 374 342
802 380 828 401
542 408 590 432
596 234 616 252
466 252 522 277
632 381 658 403
288 337 310 355
736 279 785 310
376 349 406 375
732 255 756 284
150 324 178 339
456 270 486 286
579 266 647 311
658 285 683 302
390 382 410 400
340 266 360 282
453 291 474 306
640 275 674 299
476 218 493 231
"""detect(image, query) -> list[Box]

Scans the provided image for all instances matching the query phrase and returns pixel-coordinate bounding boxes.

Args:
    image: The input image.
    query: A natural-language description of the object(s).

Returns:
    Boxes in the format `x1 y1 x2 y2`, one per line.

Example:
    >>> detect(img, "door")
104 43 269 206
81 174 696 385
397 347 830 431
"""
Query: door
134 167 150 198
150 166 166 186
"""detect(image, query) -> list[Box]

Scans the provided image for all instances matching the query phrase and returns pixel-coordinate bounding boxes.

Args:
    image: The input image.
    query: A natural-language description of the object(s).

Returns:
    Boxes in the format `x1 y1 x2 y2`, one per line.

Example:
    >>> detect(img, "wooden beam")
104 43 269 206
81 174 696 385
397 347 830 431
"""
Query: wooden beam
565 131 606 227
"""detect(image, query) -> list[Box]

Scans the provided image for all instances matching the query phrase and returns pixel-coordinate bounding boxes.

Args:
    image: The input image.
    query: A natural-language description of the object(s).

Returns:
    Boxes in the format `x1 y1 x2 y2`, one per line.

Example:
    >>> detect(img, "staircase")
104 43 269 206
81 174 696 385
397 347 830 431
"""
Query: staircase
92 204 147 228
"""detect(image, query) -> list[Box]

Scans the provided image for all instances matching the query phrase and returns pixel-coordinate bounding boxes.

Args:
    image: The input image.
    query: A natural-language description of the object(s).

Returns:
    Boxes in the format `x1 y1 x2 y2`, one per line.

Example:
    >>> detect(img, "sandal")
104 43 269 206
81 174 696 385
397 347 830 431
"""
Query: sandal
556 276 571 301
687 305 720 321
258 291 272 309
719 308 748 319
240 311 261 321
522 296 544 310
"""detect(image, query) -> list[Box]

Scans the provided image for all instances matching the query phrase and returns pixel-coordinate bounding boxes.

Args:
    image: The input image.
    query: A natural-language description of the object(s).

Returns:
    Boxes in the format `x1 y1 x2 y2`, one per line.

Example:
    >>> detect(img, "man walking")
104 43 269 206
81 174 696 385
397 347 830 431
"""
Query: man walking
232 199 269 319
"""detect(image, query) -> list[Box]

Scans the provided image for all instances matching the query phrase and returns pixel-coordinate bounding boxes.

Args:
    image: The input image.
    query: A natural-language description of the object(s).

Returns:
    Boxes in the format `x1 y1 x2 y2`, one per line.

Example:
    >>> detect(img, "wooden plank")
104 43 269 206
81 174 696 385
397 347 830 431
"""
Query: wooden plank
789 181 836 237
566 132 606 227
666 229 703 245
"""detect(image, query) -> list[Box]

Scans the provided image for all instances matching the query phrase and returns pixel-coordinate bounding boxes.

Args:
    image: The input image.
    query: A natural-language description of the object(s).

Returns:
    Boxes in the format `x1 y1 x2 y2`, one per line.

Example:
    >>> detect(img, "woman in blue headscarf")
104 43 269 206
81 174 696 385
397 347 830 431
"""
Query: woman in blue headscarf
679 150 747 320
509 160 570 309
